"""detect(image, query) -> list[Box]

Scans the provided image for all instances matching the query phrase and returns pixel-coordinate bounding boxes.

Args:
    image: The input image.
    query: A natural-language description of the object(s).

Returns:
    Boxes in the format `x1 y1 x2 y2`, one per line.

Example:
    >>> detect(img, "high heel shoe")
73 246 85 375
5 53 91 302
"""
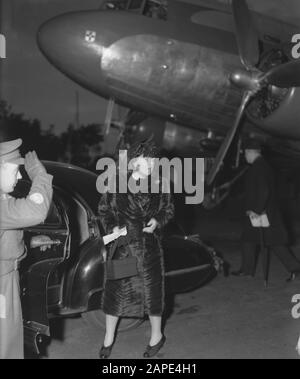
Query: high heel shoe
99 343 114 359
143 336 166 358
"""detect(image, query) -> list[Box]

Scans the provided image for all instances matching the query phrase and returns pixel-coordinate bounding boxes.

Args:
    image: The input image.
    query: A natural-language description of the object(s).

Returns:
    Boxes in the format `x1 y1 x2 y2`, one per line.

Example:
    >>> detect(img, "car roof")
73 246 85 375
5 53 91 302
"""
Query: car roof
43 161 100 213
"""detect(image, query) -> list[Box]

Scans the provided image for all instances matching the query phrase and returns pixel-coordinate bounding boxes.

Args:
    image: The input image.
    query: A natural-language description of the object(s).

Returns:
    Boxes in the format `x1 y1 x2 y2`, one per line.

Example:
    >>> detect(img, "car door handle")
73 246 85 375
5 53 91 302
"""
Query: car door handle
30 236 62 249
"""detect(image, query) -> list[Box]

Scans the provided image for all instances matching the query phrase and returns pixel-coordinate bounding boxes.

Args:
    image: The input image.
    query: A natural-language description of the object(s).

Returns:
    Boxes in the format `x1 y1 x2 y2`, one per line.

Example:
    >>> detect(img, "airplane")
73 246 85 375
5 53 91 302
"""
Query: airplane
36 0 300 197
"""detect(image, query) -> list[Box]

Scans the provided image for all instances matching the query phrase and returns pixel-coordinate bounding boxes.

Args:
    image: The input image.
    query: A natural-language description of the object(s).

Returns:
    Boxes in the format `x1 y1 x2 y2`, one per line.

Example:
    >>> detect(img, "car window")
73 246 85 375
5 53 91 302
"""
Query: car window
54 187 91 246
44 201 62 226
73 197 90 245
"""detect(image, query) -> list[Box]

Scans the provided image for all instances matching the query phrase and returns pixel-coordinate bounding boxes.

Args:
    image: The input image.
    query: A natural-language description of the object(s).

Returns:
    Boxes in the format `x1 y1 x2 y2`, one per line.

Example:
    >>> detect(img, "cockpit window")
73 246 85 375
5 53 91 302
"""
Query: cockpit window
144 0 167 20
127 0 146 11
102 0 167 20
102 0 127 10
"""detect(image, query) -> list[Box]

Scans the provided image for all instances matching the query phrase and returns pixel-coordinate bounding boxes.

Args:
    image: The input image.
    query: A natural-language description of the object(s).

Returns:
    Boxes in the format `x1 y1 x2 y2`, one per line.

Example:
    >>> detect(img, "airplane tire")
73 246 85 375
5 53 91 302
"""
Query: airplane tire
82 309 144 332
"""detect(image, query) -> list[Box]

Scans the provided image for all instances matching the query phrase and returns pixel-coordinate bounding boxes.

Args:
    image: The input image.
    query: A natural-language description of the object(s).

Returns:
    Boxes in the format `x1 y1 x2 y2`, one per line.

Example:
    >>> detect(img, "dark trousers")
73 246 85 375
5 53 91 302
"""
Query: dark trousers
242 242 300 276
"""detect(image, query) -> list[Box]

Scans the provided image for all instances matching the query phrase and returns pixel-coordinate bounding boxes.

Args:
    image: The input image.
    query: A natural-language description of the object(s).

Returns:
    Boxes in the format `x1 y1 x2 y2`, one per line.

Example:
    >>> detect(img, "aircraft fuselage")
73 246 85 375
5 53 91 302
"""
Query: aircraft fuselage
37 2 300 138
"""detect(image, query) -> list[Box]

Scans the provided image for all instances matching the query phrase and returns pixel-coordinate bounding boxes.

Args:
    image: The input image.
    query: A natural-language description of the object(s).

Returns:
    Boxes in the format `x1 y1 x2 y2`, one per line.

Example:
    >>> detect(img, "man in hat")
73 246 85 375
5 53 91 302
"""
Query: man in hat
232 139 300 280
0 139 53 359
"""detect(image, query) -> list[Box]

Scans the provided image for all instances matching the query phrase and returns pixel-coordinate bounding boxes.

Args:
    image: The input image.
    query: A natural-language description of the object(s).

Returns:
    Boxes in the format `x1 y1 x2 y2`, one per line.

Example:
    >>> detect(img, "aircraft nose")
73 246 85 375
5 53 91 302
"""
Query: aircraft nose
37 11 109 95
38 13 83 66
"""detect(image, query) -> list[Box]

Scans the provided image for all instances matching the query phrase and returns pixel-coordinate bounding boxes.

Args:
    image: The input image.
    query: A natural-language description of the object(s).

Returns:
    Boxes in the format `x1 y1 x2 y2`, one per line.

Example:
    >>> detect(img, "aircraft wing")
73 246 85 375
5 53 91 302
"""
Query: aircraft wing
179 0 300 28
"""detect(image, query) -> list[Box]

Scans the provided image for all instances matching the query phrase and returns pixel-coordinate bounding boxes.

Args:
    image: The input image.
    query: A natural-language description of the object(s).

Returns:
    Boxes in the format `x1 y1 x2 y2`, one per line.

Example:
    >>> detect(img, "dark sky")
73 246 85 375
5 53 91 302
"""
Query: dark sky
1 0 109 134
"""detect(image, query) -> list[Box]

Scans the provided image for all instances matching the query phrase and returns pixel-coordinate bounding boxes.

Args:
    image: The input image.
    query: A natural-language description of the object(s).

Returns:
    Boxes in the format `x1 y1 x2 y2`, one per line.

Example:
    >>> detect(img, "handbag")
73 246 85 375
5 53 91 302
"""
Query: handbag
105 235 138 280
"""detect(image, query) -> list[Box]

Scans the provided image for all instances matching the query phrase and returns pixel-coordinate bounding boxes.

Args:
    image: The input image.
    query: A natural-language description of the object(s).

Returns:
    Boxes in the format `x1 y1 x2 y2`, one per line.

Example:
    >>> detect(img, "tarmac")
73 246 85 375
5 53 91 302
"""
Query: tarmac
42 198 300 359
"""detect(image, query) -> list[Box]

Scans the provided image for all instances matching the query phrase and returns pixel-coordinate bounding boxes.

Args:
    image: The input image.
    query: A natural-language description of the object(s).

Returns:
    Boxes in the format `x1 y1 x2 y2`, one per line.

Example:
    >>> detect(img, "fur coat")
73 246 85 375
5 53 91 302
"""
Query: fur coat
98 177 174 318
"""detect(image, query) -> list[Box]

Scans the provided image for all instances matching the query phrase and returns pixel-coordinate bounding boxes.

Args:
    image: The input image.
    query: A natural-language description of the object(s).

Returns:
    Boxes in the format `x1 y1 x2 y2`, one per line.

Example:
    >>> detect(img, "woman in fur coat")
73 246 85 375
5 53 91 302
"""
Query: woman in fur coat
98 139 174 358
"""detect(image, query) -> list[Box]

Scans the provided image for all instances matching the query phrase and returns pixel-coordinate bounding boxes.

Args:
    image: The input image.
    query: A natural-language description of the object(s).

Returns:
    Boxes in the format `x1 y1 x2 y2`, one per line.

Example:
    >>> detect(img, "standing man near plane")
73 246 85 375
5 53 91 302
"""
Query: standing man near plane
232 139 300 281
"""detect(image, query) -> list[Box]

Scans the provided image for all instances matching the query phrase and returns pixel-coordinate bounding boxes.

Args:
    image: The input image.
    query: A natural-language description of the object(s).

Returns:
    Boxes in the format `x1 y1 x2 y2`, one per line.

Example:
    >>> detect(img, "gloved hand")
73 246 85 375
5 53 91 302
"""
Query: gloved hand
30 235 53 252
143 218 158 234
25 151 47 181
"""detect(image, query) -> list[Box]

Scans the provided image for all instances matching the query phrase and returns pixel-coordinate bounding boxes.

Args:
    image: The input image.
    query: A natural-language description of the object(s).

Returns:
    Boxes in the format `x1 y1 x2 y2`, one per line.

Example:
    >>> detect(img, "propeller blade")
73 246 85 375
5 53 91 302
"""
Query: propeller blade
232 0 260 70
207 92 252 186
264 60 300 88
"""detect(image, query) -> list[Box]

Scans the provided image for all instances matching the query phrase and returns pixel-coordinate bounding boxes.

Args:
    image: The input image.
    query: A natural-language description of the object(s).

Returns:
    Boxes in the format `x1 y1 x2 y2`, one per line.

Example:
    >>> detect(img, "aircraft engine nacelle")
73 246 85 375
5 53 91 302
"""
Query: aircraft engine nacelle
247 87 300 139
246 48 300 140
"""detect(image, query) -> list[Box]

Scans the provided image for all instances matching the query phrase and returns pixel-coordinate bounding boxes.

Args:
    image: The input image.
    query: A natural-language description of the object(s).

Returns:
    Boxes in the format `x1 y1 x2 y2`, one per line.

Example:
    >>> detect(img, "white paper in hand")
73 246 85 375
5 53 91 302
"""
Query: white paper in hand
249 213 270 228
103 227 127 245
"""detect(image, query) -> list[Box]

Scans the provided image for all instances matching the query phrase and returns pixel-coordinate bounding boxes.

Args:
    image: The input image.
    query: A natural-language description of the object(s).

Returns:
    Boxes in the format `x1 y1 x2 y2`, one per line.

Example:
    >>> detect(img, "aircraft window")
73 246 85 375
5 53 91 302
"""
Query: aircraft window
127 0 146 10
102 0 167 19
102 0 142 11
102 0 127 10
144 0 167 20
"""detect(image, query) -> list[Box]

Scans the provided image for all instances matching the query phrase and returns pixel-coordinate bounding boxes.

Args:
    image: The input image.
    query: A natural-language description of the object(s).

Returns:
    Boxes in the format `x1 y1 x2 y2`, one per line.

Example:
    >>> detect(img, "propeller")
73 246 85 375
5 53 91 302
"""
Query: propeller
207 91 252 185
264 60 300 88
232 0 259 70
207 0 300 185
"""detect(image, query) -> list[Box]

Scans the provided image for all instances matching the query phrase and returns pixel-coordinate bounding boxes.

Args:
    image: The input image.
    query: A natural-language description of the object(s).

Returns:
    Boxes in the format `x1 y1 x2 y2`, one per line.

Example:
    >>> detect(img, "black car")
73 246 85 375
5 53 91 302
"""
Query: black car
16 161 218 354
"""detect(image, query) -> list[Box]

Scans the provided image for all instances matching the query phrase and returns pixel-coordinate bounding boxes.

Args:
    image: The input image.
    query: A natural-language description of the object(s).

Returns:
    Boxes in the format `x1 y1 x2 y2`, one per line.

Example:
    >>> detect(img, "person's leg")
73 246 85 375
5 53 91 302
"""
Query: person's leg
149 315 163 346
0 272 23 359
104 314 119 347
143 315 165 358
272 246 300 273
241 243 257 276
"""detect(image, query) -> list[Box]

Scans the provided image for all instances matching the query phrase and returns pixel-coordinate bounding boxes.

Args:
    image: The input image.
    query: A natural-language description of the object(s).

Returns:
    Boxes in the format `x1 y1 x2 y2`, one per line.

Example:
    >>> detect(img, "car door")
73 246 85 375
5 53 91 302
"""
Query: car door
15 181 70 354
